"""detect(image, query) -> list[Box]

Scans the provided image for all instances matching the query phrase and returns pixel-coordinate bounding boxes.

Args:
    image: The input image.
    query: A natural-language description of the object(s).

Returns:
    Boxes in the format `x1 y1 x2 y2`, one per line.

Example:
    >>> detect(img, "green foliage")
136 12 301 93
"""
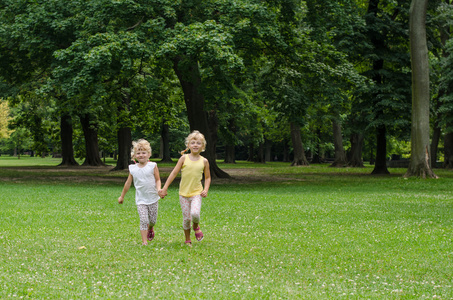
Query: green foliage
355 0 412 140
0 0 451 166
0 127 31 156
435 3 453 132
7 94 59 157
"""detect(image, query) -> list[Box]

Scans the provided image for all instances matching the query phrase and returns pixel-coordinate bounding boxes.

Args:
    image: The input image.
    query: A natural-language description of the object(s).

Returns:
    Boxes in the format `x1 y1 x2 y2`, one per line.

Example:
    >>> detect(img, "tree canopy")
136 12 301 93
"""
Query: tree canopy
1 0 452 178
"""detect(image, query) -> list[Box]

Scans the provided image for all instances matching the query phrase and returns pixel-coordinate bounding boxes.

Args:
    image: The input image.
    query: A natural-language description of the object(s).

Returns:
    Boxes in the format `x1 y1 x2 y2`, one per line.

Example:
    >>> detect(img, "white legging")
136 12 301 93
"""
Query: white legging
179 195 202 230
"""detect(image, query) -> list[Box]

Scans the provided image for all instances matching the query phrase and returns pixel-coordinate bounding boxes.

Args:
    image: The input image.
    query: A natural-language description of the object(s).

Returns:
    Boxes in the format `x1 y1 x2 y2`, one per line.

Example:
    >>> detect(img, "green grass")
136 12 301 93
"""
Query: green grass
1 156 452 299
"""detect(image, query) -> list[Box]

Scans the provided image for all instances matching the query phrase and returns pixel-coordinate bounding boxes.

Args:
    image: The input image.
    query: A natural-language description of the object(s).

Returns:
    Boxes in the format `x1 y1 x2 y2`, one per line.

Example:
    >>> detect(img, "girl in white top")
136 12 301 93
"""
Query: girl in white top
118 139 161 246
159 130 211 246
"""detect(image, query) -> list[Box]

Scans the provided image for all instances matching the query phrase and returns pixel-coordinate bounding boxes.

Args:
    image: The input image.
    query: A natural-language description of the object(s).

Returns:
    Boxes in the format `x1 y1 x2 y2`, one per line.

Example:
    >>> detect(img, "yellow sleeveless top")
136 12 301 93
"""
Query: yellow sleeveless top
179 154 205 197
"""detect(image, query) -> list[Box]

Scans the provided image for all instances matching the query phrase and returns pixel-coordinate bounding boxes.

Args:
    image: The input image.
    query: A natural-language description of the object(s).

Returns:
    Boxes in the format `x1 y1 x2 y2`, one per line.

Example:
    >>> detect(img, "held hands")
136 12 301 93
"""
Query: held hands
158 189 167 198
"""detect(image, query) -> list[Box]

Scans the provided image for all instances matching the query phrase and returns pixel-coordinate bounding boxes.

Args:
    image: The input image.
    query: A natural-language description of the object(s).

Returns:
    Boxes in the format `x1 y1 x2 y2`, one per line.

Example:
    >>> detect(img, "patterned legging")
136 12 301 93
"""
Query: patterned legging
179 195 202 230
137 202 158 231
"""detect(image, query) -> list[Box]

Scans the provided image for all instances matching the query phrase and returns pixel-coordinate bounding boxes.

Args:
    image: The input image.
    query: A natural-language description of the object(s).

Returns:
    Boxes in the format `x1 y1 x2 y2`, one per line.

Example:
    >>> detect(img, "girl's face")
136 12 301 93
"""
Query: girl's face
188 139 204 154
135 149 151 164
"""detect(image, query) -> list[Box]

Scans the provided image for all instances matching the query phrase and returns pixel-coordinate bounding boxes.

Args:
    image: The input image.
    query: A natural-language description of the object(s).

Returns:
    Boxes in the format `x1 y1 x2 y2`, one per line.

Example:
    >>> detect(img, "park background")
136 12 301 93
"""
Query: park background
1 0 453 298
0 0 452 178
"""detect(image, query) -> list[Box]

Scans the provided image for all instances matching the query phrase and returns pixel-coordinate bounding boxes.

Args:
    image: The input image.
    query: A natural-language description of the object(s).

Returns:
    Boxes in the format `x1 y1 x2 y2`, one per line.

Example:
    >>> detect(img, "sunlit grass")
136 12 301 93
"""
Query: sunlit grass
1 156 452 298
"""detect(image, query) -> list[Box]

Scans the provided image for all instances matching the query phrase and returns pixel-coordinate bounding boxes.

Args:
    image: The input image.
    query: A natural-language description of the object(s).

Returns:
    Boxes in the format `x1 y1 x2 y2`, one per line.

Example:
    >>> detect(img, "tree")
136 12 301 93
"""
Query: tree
4 0 441 175
303 0 369 168
7 94 57 157
361 0 413 175
159 122 172 162
436 1 453 168
0 1 84 165
289 122 309 166
172 57 230 177
348 132 365 167
58 113 79 166
331 117 348 167
156 0 301 176
404 0 438 178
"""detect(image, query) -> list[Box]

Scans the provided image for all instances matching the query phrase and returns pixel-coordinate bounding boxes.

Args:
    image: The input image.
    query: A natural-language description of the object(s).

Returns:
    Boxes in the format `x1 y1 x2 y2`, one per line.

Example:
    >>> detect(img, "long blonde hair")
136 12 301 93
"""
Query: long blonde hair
180 130 207 155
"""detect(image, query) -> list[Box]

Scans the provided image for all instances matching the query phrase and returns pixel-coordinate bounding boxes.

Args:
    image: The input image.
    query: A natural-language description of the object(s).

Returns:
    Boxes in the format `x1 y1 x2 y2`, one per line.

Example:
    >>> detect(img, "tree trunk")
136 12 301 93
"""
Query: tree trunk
113 85 133 171
311 128 322 163
265 139 272 162
311 152 321 163
207 110 220 162
404 0 437 178
173 56 230 178
444 131 453 168
223 118 236 163
367 0 388 175
247 142 254 162
330 118 348 167
348 132 364 167
224 144 235 163
160 122 173 162
431 117 441 167
290 122 309 166
80 114 105 166
256 142 265 163
432 71 446 167
112 127 132 171
58 114 79 166
283 138 290 162
371 125 390 174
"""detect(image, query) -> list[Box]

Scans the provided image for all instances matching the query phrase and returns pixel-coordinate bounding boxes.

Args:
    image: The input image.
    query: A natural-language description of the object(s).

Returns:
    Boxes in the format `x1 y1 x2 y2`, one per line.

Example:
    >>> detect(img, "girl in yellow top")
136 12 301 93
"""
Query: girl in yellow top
159 130 211 246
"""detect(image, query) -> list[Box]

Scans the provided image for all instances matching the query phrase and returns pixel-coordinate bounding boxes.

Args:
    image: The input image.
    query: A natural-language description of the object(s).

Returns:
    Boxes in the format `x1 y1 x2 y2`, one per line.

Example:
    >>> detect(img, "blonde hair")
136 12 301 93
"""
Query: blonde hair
180 130 207 155
131 139 152 158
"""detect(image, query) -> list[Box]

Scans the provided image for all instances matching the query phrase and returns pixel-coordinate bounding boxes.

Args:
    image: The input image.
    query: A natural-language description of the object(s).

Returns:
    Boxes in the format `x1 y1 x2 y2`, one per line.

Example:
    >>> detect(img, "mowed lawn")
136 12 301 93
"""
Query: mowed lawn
0 157 452 299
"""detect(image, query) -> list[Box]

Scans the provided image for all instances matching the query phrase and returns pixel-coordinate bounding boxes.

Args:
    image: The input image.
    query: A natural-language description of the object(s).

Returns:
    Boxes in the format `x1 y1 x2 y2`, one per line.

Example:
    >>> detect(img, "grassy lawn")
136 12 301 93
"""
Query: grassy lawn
1 156 452 299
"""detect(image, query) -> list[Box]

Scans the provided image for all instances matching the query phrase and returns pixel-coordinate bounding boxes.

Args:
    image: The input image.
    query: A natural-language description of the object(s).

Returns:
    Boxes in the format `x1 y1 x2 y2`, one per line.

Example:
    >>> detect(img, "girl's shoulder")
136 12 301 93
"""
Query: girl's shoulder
144 161 157 172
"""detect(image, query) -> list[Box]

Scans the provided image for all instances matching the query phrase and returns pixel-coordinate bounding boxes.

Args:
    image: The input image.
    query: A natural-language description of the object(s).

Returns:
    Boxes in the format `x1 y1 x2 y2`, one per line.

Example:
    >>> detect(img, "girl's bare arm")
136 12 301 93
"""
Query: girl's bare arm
118 173 133 204
161 156 185 193
201 158 211 197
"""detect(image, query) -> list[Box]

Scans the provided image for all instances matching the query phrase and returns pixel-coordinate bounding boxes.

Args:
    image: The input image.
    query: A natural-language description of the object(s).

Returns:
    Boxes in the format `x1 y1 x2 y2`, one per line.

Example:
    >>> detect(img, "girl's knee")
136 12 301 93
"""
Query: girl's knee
140 222 149 231
149 214 158 227
182 219 191 230
191 213 200 224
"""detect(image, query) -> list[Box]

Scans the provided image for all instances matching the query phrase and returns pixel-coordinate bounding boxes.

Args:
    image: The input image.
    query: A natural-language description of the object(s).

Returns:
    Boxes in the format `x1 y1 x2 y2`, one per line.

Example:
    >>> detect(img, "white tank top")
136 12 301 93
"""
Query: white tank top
129 162 160 205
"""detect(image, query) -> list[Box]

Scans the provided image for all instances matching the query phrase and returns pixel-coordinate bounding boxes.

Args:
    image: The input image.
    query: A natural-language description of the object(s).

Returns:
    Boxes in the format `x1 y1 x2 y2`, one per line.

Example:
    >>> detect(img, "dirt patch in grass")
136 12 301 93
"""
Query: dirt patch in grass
0 166 301 185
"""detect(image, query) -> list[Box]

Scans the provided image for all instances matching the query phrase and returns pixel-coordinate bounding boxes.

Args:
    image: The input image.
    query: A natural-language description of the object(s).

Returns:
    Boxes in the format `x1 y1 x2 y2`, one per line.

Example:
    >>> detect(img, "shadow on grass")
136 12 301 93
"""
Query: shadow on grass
1 161 452 186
